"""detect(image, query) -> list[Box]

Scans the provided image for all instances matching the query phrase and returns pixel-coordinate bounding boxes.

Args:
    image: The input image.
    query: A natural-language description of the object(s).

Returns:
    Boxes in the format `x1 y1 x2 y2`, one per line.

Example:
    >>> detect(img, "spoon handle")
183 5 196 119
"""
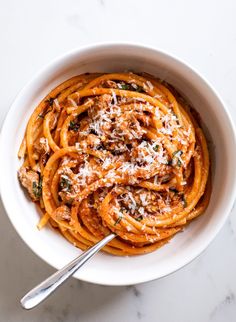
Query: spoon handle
20 233 115 310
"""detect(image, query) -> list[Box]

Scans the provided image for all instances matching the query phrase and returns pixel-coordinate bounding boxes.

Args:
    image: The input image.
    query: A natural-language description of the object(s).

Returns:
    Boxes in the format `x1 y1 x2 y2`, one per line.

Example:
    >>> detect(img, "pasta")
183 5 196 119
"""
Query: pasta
18 72 210 255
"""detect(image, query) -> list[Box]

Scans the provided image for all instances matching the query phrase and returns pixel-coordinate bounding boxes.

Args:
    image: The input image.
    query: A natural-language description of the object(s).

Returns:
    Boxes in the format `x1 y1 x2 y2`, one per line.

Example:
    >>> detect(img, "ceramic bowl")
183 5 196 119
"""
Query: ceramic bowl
1 43 236 285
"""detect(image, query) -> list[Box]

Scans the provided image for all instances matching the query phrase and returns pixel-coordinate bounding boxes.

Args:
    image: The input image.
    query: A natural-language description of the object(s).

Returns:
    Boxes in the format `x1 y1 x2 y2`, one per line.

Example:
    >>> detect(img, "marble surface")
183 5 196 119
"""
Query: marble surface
1 0 236 321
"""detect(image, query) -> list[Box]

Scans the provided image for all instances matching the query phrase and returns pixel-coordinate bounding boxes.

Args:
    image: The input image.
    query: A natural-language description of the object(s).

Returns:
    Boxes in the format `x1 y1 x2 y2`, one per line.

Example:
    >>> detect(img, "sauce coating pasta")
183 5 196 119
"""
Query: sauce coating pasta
18 72 210 255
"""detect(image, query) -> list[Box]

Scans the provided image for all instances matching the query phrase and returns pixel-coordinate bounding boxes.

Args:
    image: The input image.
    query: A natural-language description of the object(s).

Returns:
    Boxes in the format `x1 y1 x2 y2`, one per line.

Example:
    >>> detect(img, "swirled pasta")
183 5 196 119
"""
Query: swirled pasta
18 72 210 255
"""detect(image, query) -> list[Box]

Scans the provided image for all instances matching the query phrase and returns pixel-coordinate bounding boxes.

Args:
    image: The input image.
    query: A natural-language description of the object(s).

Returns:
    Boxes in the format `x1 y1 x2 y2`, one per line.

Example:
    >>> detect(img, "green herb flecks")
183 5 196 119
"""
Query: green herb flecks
153 144 159 152
120 83 143 92
120 84 131 90
69 119 80 132
114 216 122 226
32 176 42 199
172 150 183 167
38 108 52 120
173 150 183 157
135 215 143 222
60 176 72 192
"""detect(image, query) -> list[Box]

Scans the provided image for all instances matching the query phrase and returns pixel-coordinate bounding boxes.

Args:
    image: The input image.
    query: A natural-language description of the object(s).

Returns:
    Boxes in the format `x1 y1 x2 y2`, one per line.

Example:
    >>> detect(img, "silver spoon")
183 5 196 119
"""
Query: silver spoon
20 233 115 310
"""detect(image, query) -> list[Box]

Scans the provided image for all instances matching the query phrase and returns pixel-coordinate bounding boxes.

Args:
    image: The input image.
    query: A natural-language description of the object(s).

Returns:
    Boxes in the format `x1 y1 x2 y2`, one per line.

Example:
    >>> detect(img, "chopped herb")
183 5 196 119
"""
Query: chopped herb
114 216 122 226
69 119 80 132
38 114 44 119
60 176 71 192
119 83 143 91
153 144 159 152
32 176 42 199
38 108 52 120
120 84 130 90
177 159 182 167
181 194 187 208
173 150 183 157
173 150 183 167
135 215 143 222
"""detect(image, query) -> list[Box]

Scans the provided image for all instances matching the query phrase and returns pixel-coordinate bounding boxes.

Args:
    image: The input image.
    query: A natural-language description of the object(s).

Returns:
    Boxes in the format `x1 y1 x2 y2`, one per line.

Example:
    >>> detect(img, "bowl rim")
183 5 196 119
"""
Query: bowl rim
1 42 236 286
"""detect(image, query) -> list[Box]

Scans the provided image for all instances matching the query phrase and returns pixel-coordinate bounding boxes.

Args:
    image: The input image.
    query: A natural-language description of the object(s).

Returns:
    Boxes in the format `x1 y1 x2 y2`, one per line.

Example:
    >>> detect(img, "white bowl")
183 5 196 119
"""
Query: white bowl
1 43 236 286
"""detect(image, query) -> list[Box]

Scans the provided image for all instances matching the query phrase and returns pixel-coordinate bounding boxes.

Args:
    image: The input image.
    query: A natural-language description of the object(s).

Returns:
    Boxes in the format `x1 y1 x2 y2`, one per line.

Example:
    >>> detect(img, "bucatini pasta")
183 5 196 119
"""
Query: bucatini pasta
18 72 210 255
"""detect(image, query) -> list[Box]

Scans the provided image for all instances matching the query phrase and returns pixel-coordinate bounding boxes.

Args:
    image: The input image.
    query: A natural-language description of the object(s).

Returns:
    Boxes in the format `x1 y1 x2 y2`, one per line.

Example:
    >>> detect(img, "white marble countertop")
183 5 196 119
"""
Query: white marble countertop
1 0 236 321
